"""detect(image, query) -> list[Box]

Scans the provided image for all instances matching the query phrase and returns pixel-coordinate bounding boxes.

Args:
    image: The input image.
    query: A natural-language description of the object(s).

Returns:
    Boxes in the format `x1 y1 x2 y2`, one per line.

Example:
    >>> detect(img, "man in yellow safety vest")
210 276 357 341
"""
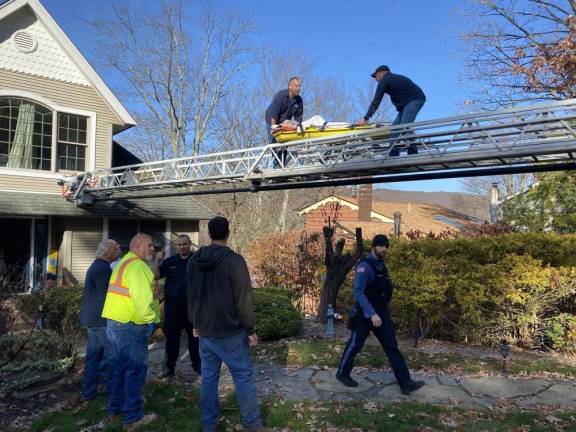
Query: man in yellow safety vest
101 233 160 430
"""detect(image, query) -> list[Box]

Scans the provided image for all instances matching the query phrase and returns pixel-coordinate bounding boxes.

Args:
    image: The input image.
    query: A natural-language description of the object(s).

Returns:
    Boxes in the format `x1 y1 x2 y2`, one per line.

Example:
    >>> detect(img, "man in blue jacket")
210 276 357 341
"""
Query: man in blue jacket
336 234 425 395
79 239 120 401
358 65 426 156
265 77 303 167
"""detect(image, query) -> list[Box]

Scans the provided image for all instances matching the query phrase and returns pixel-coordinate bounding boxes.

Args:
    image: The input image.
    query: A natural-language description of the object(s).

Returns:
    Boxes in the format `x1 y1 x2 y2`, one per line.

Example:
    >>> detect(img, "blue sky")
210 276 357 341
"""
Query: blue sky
42 0 471 193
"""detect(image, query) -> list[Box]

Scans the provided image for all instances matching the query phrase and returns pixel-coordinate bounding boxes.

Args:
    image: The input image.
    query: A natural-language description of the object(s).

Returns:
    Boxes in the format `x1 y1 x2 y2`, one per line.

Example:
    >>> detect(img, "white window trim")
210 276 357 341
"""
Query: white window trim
0 89 97 175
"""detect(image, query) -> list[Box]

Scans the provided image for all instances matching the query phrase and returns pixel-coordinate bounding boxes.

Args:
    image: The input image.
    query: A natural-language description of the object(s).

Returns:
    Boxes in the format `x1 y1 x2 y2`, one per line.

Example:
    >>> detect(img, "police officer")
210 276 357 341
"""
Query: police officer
336 234 425 395
153 234 200 378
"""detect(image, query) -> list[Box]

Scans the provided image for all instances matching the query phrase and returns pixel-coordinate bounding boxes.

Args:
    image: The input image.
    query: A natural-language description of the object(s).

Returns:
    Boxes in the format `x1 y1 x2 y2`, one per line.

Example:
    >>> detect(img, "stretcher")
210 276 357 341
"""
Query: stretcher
272 123 389 143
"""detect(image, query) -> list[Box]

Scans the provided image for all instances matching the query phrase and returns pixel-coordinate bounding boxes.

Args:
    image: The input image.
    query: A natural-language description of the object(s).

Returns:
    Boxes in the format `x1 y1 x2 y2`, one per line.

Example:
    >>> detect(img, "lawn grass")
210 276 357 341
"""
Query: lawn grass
28 382 576 432
255 338 576 378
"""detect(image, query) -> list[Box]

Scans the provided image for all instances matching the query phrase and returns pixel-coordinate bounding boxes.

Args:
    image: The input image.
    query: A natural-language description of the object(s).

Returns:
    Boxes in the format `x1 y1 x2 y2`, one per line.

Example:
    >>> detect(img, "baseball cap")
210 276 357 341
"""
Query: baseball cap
371 65 390 78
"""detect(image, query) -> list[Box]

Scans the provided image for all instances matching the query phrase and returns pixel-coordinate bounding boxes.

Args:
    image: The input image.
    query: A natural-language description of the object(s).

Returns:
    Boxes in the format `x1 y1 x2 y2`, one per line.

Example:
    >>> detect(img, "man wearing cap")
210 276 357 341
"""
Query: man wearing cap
358 65 426 156
336 234 425 395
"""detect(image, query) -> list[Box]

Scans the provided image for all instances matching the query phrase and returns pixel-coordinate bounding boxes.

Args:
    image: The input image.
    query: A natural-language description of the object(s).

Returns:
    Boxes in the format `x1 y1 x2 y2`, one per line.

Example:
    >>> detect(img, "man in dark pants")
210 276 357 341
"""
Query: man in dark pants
336 234 425 395
154 234 200 378
188 216 263 432
265 77 303 167
79 239 120 401
358 65 426 156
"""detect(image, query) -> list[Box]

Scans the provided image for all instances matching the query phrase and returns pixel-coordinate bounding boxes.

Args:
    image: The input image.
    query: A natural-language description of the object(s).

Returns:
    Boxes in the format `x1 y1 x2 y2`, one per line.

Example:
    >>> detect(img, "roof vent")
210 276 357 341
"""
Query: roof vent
12 30 38 53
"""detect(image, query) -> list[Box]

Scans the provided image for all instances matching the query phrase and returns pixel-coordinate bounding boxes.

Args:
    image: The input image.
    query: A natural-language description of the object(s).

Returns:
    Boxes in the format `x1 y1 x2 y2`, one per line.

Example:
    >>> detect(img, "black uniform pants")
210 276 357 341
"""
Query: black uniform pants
163 296 201 373
337 309 411 386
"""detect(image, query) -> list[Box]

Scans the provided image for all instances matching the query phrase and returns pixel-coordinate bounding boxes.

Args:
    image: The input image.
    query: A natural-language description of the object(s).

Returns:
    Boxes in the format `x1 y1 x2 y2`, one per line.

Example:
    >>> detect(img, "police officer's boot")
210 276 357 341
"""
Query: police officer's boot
336 371 359 388
400 379 425 395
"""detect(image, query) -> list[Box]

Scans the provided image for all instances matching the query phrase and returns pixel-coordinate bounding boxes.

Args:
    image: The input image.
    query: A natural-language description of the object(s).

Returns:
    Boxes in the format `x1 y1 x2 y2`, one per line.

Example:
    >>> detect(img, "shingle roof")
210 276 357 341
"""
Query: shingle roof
0 191 214 220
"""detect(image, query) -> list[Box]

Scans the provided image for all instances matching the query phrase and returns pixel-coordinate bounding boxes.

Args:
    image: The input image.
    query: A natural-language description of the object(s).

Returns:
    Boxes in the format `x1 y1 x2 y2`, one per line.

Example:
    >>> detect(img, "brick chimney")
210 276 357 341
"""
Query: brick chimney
358 184 373 222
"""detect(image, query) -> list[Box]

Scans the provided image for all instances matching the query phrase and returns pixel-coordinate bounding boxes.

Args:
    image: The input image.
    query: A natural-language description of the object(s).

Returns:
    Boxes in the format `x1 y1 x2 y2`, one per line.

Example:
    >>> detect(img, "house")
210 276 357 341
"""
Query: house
0 0 213 288
298 185 480 239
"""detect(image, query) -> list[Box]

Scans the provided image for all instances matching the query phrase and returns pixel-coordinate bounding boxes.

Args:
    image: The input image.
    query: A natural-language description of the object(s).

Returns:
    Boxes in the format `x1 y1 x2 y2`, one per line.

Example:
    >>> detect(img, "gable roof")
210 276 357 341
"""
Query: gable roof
298 195 394 223
0 0 136 131
300 194 481 234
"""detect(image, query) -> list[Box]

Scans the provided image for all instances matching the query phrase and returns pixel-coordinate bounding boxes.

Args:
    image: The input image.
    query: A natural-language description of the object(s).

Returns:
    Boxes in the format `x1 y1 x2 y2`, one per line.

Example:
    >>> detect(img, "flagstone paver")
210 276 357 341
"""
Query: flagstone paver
518 383 576 407
147 344 576 409
311 370 374 393
460 376 550 399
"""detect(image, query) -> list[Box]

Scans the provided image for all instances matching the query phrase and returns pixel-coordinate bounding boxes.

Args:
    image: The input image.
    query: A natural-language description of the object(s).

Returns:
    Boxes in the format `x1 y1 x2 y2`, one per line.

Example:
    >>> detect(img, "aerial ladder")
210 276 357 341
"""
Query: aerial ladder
59 99 576 206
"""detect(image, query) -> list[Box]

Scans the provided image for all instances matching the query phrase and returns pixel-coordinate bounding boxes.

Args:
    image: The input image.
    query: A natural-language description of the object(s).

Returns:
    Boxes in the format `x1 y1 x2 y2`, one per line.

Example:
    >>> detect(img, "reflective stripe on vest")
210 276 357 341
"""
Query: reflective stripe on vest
107 258 139 298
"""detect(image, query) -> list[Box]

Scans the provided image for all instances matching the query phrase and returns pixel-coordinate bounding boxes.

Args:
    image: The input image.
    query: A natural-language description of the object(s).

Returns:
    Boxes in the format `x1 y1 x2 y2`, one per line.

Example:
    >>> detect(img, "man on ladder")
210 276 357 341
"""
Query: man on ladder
358 65 426 156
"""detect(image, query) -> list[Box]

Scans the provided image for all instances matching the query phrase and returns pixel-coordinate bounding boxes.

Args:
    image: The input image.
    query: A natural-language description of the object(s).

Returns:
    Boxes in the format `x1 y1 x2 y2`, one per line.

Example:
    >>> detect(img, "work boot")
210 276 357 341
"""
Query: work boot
124 413 158 431
335 371 359 388
400 379 425 395
158 367 175 380
407 143 419 155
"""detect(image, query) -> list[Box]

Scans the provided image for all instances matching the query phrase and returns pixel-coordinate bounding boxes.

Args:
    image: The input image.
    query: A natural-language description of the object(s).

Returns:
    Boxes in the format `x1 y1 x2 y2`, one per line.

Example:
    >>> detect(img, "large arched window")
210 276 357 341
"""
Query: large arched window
0 97 53 170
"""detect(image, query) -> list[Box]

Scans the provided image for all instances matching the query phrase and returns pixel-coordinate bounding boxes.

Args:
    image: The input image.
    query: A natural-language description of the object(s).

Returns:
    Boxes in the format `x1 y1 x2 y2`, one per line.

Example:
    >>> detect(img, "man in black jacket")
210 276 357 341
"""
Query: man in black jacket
187 216 263 432
336 234 425 395
79 239 120 401
153 234 200 379
358 65 426 156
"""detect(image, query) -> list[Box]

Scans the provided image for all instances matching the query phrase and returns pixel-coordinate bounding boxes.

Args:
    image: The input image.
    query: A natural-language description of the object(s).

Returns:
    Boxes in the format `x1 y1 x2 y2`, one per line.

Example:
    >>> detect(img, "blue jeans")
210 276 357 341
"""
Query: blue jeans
199 332 262 431
392 98 426 126
390 98 426 156
81 326 112 400
106 320 149 425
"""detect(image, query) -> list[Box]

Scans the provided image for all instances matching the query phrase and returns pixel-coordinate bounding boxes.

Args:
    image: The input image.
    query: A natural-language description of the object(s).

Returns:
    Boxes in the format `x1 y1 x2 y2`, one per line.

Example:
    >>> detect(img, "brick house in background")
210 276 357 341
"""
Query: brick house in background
0 0 213 288
298 185 480 239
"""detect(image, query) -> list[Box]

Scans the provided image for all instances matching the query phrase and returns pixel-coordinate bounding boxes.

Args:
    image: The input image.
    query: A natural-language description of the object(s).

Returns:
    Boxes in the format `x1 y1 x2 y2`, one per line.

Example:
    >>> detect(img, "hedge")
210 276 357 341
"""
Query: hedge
384 233 576 351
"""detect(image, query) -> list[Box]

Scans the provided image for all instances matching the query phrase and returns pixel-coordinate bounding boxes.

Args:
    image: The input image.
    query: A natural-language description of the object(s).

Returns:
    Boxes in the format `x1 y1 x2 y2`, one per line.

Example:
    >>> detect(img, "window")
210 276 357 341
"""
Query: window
0 98 52 170
57 113 87 171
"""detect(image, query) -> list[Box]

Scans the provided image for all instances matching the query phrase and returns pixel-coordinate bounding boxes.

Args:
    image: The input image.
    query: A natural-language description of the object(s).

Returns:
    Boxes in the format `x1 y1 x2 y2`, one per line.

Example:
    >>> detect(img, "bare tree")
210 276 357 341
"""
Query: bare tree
460 0 576 108
462 173 535 201
459 0 575 198
91 0 258 159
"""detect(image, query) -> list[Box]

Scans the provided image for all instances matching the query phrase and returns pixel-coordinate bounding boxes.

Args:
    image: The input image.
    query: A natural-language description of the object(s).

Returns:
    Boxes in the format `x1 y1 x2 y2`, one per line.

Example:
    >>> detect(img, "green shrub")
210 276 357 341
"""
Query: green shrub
17 285 83 339
543 313 576 353
383 234 576 349
253 289 302 340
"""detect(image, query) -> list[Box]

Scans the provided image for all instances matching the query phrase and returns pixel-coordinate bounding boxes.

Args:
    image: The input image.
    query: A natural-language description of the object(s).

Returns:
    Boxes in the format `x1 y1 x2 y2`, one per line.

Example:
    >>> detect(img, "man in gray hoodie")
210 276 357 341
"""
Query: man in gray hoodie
187 216 262 432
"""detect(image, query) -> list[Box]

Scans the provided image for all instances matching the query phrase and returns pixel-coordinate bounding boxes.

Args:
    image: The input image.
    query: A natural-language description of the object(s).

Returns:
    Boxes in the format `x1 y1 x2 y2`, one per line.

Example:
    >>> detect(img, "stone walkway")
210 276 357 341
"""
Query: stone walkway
147 343 576 410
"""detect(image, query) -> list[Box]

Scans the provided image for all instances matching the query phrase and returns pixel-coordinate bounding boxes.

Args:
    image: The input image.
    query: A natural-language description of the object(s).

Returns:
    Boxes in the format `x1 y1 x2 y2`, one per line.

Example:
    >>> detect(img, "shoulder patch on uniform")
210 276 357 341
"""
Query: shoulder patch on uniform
357 266 365 273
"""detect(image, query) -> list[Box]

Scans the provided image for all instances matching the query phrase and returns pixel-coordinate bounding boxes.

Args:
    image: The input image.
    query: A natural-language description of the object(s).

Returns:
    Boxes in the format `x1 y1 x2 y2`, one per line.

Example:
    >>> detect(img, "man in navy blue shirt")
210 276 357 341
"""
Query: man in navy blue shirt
265 77 303 167
336 234 425 395
79 239 120 401
154 234 200 378
358 65 426 156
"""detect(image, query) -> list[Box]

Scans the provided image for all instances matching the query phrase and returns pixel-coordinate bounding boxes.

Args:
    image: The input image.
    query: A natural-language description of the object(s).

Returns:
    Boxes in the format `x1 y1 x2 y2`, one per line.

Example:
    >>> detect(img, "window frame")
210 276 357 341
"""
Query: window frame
0 90 96 177
57 112 89 172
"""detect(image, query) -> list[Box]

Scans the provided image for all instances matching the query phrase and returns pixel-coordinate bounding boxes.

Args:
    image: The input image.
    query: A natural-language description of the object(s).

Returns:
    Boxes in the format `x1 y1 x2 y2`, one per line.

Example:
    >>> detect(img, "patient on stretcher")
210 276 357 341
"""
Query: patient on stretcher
271 115 380 143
